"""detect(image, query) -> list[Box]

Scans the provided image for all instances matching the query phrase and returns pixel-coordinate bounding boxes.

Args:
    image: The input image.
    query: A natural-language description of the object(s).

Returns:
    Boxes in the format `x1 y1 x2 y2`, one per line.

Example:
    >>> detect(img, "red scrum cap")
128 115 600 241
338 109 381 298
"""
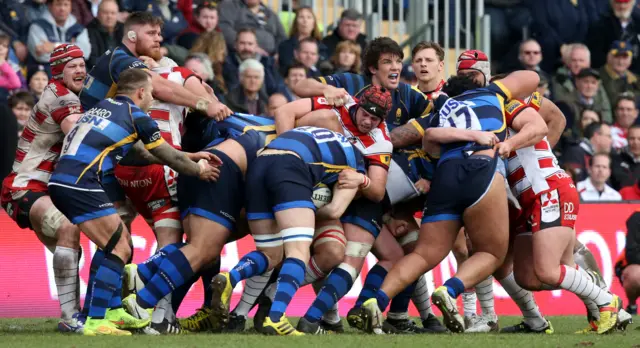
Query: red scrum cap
49 44 84 81
456 49 491 86
359 85 393 119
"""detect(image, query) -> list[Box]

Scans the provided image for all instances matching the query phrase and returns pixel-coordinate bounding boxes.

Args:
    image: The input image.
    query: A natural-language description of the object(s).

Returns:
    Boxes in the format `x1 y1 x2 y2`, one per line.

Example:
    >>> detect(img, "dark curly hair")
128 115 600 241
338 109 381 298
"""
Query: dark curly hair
442 74 483 98
363 37 404 77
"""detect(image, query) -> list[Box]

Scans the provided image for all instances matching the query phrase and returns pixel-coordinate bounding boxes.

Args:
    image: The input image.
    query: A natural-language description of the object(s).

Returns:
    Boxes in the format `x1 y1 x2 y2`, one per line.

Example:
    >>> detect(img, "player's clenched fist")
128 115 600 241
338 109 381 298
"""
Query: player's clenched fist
323 86 350 107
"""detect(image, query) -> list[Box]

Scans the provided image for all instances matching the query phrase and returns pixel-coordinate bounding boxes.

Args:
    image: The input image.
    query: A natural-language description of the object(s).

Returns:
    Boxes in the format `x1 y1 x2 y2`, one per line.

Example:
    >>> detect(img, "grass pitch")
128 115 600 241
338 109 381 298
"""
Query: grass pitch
0 316 637 348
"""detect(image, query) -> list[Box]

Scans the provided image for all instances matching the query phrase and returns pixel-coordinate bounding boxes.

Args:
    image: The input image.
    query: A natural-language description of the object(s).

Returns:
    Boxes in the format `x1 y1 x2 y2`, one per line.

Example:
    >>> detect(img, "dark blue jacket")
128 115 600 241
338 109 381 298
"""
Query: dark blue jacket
131 0 187 44
222 53 284 96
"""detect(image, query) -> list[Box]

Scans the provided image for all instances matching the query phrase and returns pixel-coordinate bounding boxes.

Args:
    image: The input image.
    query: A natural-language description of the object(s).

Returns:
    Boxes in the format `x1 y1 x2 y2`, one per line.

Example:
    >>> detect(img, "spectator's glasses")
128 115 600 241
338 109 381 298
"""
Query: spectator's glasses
523 50 541 55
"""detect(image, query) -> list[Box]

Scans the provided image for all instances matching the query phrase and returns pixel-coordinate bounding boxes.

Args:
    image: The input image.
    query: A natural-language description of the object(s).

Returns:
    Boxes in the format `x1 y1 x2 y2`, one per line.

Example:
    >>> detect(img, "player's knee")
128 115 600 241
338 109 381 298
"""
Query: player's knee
312 225 346 269
623 266 640 289
514 270 541 291
452 243 469 263
532 264 559 287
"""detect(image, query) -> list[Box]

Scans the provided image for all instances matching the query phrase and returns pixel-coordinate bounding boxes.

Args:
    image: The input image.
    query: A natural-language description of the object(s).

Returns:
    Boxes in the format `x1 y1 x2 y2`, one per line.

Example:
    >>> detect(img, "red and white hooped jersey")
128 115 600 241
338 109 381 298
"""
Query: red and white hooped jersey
311 95 392 169
2 81 82 197
148 66 196 149
505 91 573 207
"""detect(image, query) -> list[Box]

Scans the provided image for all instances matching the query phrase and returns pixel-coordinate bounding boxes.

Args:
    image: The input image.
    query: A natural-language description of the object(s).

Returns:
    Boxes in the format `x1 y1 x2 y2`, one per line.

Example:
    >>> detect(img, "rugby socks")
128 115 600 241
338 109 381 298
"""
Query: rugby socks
499 272 548 330
462 290 477 318
269 258 305 322
444 277 466 298
412 274 435 319
136 249 194 309
200 265 217 308
303 264 355 323
374 289 391 312
171 259 220 312
476 276 496 316
137 242 185 283
388 281 417 320
576 266 601 320
355 264 388 308
108 275 123 309
82 249 105 316
172 272 199 313
556 265 613 307
233 270 274 317
229 251 269 288
302 256 326 287
53 246 80 320
87 254 125 319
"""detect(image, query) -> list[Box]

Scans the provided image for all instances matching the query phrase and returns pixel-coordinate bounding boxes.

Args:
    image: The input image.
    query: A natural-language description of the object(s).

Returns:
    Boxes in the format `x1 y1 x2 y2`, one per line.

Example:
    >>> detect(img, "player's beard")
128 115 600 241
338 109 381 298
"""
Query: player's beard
138 42 163 61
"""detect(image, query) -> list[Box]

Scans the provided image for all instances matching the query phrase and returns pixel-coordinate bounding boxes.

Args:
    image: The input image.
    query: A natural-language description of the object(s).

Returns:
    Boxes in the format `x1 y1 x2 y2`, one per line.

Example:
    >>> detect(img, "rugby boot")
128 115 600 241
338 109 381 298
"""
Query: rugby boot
178 307 215 332
262 315 304 336
465 313 499 333
361 298 385 334
596 294 620 334
142 318 188 335
57 312 85 334
83 317 131 336
106 307 150 329
617 309 633 331
226 312 247 332
383 318 430 334
626 304 637 315
346 306 367 331
122 294 153 322
501 320 554 334
253 295 272 333
431 286 465 333
296 317 331 334
122 264 145 298
421 313 448 333
320 318 344 333
209 272 233 332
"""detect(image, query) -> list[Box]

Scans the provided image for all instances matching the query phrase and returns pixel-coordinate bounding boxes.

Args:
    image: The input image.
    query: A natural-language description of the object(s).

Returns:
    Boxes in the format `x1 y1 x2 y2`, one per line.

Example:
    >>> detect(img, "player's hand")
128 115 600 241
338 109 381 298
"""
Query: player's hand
139 55 159 69
187 151 223 166
323 86 350 107
197 159 221 182
414 178 431 194
338 169 364 189
494 141 513 159
207 102 233 121
474 131 499 146
387 218 409 238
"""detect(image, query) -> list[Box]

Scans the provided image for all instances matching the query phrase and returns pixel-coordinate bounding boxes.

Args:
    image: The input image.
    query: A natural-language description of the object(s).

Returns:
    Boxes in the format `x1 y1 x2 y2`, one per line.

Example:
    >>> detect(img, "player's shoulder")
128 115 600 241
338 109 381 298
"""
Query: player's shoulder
40 83 79 108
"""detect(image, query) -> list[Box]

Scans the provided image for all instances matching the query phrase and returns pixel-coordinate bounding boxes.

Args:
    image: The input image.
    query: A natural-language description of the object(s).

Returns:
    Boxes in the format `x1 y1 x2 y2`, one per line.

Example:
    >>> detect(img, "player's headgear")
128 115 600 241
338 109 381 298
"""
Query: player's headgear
456 49 490 86
49 43 84 81
358 85 393 119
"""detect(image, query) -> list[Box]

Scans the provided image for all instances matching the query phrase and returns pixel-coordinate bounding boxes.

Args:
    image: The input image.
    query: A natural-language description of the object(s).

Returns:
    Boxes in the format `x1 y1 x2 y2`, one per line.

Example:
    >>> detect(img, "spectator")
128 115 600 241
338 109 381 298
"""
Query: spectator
556 68 612 126
0 101 17 183
322 9 367 58
612 125 640 190
600 41 640 107
267 92 287 117
133 0 187 44
0 34 22 94
222 28 282 95
71 0 93 26
225 58 268 115
190 30 227 95
516 39 551 88
328 40 361 75
563 122 613 182
587 0 640 76
27 0 91 68
577 153 622 201
278 6 328 73
218 0 286 56
537 74 551 99
411 41 445 97
177 2 219 49
616 212 640 314
86 0 123 68
528 0 591 73
293 37 320 77
559 108 602 154
26 64 49 100
552 45 611 119
184 52 225 101
1 0 31 63
25 0 49 22
619 179 640 199
611 94 639 150
279 62 307 101
8 91 35 137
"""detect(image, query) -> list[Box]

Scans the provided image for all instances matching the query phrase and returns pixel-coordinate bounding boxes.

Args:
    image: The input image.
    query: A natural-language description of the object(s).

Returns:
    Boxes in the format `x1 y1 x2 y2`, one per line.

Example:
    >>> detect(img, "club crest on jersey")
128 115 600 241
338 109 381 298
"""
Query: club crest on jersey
394 108 402 125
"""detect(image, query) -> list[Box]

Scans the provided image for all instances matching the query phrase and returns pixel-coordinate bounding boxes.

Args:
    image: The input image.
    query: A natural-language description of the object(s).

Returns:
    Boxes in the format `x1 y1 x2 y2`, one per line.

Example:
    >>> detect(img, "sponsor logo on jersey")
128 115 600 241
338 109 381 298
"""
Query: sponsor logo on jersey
540 189 560 223
147 199 166 212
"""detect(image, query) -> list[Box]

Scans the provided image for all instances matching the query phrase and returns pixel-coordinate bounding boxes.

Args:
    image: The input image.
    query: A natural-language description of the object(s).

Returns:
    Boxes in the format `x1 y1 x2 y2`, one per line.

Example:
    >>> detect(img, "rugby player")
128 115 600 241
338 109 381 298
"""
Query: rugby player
47 69 221 336
1 44 86 333
411 41 446 99
209 126 368 336
351 70 543 334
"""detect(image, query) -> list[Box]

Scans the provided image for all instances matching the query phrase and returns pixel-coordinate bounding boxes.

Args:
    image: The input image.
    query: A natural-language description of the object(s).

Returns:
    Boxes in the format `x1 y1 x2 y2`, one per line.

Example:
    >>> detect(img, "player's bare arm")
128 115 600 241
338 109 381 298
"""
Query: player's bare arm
60 114 83 135
148 141 220 181
537 97 566 148
292 78 349 106
423 127 499 146
337 166 387 202
316 185 358 220
496 70 540 100
390 123 423 148
274 98 340 134
497 107 548 157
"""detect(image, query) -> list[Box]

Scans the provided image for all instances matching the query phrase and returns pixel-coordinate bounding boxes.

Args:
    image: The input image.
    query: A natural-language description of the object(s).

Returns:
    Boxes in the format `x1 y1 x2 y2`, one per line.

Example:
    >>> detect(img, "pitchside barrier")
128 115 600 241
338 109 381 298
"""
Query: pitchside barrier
0 203 636 318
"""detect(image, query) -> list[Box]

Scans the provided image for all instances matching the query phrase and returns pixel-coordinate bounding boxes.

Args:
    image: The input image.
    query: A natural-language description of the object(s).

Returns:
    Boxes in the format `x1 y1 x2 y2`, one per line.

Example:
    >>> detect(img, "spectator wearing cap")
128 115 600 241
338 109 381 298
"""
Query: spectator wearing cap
225 58 268 115
326 40 361 75
27 0 90 69
611 94 639 150
176 2 219 50
412 41 445 99
86 0 123 68
27 64 49 100
587 0 640 76
612 125 640 190
322 9 368 58
218 0 286 57
600 40 640 107
556 67 613 125
278 6 328 75
577 153 622 201
563 122 613 182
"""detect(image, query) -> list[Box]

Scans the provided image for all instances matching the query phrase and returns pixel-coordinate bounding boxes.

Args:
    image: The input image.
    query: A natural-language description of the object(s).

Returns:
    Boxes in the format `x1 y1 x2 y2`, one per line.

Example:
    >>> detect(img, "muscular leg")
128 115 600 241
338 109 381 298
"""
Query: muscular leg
622 265 640 308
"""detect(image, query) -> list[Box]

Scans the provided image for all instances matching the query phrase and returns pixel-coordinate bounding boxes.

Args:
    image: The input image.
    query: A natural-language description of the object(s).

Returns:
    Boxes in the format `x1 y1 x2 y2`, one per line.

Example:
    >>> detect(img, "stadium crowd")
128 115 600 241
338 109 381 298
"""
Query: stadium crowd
0 0 639 338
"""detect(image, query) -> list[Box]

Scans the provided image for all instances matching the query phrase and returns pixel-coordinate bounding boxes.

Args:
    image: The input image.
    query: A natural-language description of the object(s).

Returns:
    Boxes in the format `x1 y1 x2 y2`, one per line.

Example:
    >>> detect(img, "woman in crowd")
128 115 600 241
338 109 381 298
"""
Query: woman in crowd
191 30 228 96
328 40 362 74
278 6 328 75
